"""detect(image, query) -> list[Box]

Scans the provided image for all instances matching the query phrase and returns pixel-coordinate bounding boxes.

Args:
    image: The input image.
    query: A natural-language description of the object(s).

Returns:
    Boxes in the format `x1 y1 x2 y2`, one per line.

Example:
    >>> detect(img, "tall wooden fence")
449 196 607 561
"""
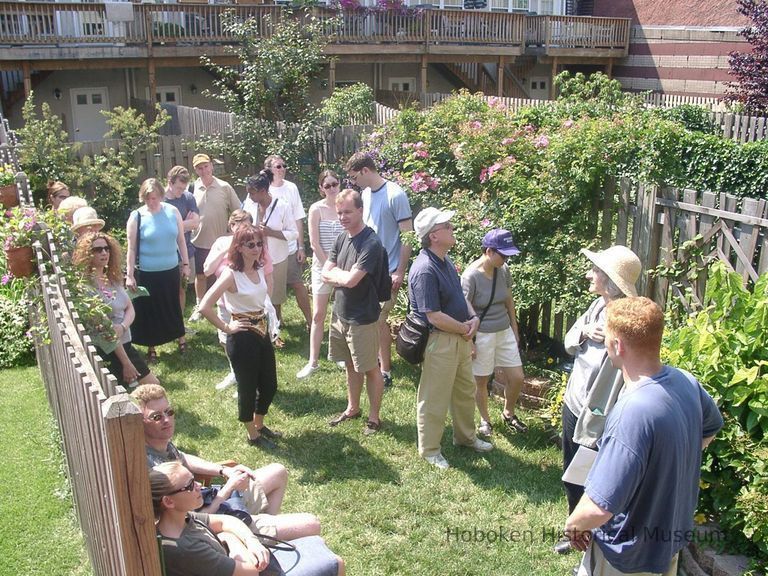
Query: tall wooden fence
526 177 768 344
3 121 161 574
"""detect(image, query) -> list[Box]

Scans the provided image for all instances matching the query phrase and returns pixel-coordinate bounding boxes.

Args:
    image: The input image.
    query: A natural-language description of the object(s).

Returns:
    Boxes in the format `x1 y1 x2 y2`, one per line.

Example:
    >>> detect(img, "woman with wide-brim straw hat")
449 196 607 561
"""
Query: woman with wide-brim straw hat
71 206 105 237
554 244 642 555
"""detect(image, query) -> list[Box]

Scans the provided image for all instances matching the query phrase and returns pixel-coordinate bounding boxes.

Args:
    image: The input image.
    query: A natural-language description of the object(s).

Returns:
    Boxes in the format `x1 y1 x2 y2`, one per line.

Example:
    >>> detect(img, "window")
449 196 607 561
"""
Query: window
92 93 102 105
389 77 417 92
76 94 88 105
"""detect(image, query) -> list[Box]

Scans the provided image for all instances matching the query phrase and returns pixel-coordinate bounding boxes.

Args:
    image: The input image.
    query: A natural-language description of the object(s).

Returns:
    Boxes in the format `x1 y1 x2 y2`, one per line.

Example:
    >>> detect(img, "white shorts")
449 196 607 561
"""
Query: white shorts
311 263 333 296
472 326 522 376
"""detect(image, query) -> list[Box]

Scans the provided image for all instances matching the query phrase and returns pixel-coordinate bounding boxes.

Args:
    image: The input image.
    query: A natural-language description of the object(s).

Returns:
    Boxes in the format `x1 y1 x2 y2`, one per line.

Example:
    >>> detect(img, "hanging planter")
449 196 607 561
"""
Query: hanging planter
0 183 19 209
4 245 35 278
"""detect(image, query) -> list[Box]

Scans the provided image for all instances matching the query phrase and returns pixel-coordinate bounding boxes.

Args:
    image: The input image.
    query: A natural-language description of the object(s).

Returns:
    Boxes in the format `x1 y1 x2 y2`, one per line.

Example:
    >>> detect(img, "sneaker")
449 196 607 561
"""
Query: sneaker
502 413 529 433
296 363 319 379
477 420 493 437
424 453 450 469
336 361 346 370
188 305 202 323
455 438 494 452
259 425 283 439
215 371 237 391
248 435 277 450
232 390 238 399
381 372 393 389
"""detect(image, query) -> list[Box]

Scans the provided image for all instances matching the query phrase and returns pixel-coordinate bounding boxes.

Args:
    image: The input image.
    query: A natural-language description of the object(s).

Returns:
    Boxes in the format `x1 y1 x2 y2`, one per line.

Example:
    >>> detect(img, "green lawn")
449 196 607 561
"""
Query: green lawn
0 366 90 576
149 301 577 576
2 299 576 576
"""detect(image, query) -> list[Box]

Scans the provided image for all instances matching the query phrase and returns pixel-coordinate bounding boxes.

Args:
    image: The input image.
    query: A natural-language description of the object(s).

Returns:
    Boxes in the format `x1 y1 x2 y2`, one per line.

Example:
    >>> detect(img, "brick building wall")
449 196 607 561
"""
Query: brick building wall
591 1 749 97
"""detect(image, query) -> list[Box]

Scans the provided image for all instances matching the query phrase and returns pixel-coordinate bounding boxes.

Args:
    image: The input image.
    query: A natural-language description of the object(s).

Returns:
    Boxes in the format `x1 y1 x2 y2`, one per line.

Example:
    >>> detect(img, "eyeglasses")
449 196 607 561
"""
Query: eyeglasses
322 181 340 190
168 478 196 495
91 245 111 254
347 172 359 182
431 223 454 233
145 407 175 422
244 240 264 249
53 193 70 200
272 164 286 169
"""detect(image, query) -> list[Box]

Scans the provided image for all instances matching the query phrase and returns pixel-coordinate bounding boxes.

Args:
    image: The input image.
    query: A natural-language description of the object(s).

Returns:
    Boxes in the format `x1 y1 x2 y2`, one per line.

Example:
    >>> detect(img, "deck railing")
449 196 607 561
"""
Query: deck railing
0 2 629 53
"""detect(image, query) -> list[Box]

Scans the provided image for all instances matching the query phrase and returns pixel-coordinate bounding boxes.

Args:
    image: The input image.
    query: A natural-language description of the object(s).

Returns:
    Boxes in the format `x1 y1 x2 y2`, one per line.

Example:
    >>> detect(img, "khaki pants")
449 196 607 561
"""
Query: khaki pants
416 331 477 457
577 540 679 576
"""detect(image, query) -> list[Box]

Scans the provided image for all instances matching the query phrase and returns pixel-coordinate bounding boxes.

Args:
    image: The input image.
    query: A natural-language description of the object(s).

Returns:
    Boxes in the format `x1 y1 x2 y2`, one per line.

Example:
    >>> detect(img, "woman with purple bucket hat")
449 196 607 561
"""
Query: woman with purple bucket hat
461 228 528 437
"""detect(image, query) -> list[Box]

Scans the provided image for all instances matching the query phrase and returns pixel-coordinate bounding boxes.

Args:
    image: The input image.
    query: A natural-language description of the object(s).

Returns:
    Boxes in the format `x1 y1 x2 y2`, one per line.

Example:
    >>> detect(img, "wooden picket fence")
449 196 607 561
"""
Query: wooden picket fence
1 111 161 575
31 229 160 576
526 177 768 344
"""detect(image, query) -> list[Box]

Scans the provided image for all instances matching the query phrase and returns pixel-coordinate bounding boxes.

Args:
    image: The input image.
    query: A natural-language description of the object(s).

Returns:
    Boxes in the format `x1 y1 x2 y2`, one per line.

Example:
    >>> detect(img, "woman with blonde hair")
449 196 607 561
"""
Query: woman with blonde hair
296 169 344 379
126 178 190 362
73 231 158 387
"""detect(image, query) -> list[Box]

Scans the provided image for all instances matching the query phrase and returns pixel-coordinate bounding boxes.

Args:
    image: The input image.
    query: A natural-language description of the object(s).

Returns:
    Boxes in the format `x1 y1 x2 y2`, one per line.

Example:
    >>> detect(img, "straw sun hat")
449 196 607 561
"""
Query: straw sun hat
580 245 641 297
71 206 105 233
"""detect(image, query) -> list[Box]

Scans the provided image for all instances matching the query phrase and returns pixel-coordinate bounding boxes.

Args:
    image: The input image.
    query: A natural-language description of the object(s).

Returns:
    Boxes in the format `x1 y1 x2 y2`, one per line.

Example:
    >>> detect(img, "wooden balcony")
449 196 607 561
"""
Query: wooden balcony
0 2 629 66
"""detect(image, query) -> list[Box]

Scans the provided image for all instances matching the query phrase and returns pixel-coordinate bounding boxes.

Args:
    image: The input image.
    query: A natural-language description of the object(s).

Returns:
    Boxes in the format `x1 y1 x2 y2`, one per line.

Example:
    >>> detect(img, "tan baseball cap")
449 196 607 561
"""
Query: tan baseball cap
192 153 211 168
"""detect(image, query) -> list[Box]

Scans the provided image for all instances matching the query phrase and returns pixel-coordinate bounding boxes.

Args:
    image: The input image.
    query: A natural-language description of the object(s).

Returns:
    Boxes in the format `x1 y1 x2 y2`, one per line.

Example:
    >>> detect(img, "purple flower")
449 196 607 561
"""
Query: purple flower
469 120 483 130
481 218 492 228
563 119 575 129
534 135 550 149
502 137 515 145
1 273 11 284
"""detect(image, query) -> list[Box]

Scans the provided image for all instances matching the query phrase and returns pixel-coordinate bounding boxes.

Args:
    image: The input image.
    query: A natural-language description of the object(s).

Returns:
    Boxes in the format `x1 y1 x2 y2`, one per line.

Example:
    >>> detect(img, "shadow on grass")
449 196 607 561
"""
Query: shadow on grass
277 430 402 486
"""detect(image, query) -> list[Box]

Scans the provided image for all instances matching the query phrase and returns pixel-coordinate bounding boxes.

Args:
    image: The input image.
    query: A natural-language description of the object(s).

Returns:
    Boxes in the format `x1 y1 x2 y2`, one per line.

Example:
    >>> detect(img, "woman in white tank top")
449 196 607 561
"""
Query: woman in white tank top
199 225 281 450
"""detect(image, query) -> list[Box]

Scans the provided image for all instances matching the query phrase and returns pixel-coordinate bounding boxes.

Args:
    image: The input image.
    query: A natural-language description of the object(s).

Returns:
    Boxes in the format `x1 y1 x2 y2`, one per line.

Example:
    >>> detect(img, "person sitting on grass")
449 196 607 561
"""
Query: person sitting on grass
132 384 320 541
151 461 345 576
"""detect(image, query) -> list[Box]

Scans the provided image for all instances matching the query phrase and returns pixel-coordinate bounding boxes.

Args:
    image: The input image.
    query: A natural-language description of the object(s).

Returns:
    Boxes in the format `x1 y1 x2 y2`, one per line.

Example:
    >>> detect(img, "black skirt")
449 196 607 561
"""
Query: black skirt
131 266 184 346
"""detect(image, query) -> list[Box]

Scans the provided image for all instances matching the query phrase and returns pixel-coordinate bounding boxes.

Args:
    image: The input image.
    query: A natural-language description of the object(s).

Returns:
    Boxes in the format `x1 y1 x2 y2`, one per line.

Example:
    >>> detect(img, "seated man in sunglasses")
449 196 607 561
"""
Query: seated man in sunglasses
132 384 320 541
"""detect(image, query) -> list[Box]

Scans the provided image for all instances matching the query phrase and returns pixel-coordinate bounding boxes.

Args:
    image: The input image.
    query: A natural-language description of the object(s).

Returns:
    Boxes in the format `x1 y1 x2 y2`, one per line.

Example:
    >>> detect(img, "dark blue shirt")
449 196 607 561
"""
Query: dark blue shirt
408 248 470 327
585 366 723 573
165 191 199 258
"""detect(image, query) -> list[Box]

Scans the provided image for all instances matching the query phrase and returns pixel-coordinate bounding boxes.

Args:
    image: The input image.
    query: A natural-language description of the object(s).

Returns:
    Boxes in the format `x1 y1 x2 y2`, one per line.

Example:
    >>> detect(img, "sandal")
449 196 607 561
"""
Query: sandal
178 339 187 354
502 413 529 433
259 425 283 439
363 420 381 436
147 348 158 363
328 410 361 427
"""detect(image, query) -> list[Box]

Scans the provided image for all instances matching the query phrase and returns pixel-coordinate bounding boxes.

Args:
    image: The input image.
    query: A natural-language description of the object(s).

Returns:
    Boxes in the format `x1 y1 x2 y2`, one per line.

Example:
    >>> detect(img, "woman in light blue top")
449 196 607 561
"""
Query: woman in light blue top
126 178 190 362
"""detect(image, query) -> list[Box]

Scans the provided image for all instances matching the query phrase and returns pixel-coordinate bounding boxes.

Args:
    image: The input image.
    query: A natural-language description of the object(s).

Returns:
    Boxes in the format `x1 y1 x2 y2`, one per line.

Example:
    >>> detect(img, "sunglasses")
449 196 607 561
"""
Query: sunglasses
323 181 340 190
169 478 196 495
244 240 264 249
146 407 175 422
272 164 286 169
53 193 70 200
91 245 110 254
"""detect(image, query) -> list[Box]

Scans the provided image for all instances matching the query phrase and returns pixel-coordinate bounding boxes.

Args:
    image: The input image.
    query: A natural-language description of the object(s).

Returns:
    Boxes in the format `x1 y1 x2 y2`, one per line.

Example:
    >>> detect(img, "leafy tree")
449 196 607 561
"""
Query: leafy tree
727 0 768 113
200 9 333 171
320 82 375 127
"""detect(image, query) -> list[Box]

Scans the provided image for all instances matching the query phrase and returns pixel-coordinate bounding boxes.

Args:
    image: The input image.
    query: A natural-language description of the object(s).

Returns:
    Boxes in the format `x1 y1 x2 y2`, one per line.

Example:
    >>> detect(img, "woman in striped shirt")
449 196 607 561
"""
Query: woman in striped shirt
296 170 344 379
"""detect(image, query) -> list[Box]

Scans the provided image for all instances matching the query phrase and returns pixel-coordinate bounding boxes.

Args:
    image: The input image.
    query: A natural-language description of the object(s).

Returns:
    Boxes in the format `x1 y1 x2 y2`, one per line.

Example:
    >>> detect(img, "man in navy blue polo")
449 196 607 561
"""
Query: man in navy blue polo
408 207 493 469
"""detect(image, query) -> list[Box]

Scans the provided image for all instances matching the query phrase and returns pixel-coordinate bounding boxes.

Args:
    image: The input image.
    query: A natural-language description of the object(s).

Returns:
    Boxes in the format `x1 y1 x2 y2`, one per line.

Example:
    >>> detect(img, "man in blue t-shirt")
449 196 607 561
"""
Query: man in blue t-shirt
345 152 413 389
565 297 723 576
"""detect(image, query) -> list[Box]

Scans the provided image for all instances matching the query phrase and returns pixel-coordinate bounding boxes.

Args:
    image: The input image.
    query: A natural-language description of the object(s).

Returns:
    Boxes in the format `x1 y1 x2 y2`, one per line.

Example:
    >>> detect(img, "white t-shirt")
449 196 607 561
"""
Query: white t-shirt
270 180 305 254
242 196 297 264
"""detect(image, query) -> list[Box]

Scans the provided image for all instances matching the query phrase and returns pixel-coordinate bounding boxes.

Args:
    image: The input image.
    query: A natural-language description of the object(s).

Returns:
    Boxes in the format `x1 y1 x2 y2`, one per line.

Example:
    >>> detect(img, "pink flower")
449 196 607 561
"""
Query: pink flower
1 273 10 284
534 135 550 149
524 124 535 134
563 119 574 129
504 155 516 164
470 120 483 130
502 137 515 145
481 218 492 228
415 149 429 159
479 167 489 183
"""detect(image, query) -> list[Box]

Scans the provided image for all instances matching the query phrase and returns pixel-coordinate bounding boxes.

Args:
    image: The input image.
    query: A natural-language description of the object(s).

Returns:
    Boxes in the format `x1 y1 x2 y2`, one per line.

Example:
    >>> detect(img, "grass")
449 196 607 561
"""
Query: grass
0 366 90 576
148 300 577 576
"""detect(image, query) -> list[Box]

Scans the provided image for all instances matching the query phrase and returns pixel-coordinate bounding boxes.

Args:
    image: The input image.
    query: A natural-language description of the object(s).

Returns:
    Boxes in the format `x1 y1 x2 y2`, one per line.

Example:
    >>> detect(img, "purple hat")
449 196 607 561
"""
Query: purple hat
482 229 520 256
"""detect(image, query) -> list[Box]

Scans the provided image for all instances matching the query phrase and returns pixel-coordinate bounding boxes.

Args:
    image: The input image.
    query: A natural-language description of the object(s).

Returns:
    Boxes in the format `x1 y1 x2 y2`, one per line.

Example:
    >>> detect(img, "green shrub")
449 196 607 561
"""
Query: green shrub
664 261 768 564
0 292 34 368
321 83 375 126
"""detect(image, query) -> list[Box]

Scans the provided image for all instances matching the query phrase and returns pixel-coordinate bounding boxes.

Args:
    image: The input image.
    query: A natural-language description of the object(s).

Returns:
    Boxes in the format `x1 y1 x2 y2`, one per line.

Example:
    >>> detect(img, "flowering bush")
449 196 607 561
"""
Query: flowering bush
0 206 45 250
0 164 15 187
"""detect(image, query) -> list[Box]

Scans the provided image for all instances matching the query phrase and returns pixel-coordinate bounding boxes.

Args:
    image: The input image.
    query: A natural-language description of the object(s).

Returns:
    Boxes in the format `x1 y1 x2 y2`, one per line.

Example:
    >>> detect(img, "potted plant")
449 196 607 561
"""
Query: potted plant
0 206 45 278
0 164 19 209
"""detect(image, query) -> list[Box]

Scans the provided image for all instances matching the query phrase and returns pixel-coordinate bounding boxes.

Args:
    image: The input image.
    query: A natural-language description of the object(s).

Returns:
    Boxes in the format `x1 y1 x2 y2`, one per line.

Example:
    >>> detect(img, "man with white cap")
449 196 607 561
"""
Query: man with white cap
408 207 493 469
188 153 240 322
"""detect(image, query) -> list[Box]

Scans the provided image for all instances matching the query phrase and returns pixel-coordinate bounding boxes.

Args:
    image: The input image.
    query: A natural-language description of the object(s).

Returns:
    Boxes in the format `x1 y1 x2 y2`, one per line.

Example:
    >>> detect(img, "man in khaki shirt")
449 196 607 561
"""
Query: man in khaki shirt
189 153 241 320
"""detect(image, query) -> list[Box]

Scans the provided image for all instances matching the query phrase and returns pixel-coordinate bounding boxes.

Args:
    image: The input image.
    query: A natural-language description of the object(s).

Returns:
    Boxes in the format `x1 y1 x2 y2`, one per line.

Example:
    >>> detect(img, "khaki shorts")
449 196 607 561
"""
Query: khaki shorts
286 251 306 285
271 259 288 305
577 541 679 576
472 327 523 376
378 291 397 322
329 317 379 373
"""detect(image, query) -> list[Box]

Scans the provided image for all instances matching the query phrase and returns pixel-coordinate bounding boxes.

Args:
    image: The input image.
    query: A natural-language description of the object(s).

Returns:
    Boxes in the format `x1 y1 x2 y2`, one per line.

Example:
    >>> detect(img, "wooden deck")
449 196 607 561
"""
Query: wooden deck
0 2 630 66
